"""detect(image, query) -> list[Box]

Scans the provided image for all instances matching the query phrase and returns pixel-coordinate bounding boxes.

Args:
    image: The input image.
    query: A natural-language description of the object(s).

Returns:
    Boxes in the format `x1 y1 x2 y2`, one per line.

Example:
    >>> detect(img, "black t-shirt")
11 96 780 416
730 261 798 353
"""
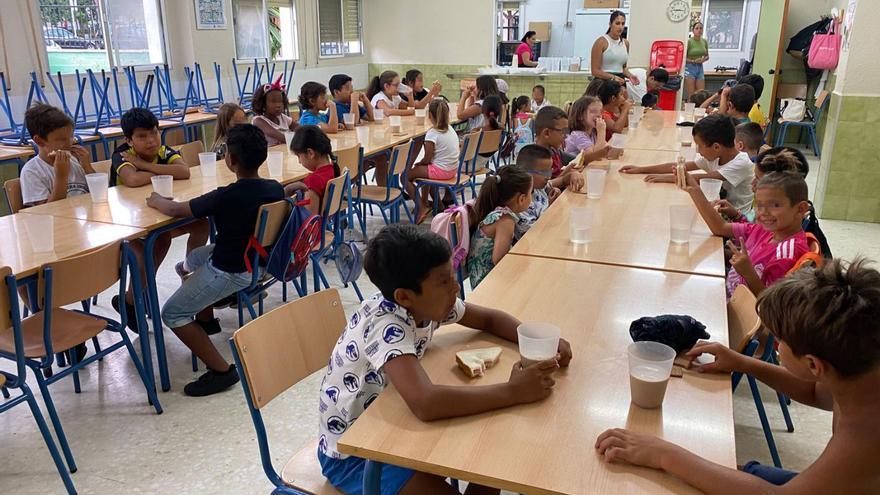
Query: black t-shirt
189 178 285 273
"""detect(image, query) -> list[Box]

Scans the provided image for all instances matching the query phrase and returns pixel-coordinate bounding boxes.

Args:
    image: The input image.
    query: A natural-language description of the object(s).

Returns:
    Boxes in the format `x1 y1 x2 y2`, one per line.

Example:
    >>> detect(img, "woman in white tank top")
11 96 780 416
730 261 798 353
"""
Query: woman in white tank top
590 11 640 87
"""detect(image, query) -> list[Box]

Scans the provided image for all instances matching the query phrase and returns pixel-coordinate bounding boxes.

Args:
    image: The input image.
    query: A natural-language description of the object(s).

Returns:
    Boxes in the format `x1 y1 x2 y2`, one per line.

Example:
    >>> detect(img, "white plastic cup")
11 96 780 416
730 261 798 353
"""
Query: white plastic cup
198 152 217 177
389 115 402 133
343 113 355 130
356 125 370 143
680 146 697 163
151 175 173 197
700 178 723 202
284 131 295 150
628 341 676 409
680 126 693 146
415 108 426 126
694 107 707 119
23 214 55 252
684 102 696 114
85 173 108 202
632 106 644 122
517 322 561 367
628 118 638 130
569 207 593 244
267 151 284 177
374 109 385 122
669 205 695 244
586 169 607 199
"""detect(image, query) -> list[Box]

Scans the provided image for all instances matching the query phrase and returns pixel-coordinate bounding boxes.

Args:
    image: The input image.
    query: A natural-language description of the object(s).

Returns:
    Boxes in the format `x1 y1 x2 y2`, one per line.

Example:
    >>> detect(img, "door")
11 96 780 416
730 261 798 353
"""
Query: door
751 0 791 120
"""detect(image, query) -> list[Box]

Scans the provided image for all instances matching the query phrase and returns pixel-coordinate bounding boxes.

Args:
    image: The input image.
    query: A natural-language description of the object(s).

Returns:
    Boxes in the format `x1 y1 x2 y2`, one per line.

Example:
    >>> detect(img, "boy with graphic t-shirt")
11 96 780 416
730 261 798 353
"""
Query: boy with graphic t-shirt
317 225 573 495
533 106 585 191
514 144 561 241
20 104 94 207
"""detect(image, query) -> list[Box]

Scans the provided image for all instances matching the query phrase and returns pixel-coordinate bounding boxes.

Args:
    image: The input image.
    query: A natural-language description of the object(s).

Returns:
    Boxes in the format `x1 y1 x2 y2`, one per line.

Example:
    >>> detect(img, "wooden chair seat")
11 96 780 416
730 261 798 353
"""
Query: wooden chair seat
472 167 492 177
280 439 343 495
0 373 6 388
416 173 471 186
357 185 402 202
0 309 107 358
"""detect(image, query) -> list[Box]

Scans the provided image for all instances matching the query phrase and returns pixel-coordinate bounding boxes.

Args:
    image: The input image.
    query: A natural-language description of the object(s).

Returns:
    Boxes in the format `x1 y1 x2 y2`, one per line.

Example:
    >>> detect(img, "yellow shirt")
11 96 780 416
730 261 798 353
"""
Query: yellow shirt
749 103 767 129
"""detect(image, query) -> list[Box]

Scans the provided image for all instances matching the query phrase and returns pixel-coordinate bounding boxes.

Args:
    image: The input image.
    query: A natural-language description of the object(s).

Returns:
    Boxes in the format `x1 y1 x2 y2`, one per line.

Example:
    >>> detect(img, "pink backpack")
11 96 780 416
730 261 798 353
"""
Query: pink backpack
430 200 475 271
808 19 841 70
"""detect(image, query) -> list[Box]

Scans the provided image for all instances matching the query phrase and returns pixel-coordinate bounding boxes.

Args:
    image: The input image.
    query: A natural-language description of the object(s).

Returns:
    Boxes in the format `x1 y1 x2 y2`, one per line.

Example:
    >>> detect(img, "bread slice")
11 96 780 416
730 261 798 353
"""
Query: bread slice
455 347 503 378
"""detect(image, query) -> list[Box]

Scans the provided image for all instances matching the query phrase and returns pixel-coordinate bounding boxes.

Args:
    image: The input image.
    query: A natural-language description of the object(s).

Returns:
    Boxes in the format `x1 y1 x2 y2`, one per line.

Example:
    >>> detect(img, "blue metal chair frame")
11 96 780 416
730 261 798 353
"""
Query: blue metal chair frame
357 141 413 232
310 171 364 301
193 62 225 112
414 130 484 213
0 72 21 139
773 93 829 157
233 58 296 109
1 271 77 494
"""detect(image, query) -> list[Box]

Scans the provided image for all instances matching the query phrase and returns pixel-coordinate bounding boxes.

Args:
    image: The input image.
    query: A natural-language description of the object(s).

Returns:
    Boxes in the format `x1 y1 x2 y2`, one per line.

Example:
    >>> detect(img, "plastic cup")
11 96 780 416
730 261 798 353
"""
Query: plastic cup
85 172 108 202
628 118 638 130
343 113 355 130
389 115 402 133
356 125 370 143
669 205 695 244
23 214 55 252
586 169 607 199
569 207 593 244
284 131 295 150
632 106 644 121
151 175 173 197
684 102 696 114
680 126 693 146
517 322 561 367
680 146 697 163
198 152 217 177
374 109 385 122
415 108 426 126
700 178 723 202
628 341 676 409
267 151 284 177
694 107 707 119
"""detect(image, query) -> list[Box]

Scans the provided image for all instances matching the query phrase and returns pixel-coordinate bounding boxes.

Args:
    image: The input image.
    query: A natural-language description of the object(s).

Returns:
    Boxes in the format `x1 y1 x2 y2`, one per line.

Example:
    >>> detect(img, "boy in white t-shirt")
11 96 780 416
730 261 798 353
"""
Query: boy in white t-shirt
620 114 754 214
20 103 94 207
317 224 573 495
404 99 461 224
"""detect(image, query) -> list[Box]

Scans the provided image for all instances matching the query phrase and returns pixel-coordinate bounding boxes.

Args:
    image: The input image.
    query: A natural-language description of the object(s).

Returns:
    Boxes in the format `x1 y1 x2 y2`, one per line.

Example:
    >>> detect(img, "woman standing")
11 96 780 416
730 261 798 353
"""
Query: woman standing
515 31 539 67
590 11 639 86
685 21 710 99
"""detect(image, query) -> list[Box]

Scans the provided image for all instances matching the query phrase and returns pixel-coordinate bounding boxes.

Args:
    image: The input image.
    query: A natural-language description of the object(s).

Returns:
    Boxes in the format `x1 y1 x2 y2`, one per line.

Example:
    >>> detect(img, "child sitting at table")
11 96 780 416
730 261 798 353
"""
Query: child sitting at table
620 114 754 216
690 89 713 108
109 107 210 333
298 81 340 133
468 166 533 288
20 103 94 207
367 70 415 117
584 78 604 97
329 73 374 125
564 96 609 162
147 123 284 396
211 102 248 160
318 223 572 494
531 84 551 113
735 122 764 162
457 75 501 131
534 106 585 191
405 99 460 224
514 144 561 241
722 84 755 125
512 95 532 121
738 74 768 127
596 258 880 492
251 77 298 146
283 125 340 215
401 69 442 109
598 80 632 140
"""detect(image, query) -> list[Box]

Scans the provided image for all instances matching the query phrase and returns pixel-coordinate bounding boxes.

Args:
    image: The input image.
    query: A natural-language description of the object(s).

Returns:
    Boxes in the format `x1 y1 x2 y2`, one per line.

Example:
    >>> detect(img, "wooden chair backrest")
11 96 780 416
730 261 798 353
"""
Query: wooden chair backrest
388 140 412 178
179 141 205 167
815 90 830 109
254 200 291 247
477 129 503 155
0 266 12 331
92 159 112 175
4 178 23 213
322 171 349 217
38 240 122 309
727 284 761 354
335 143 362 182
460 129 483 163
232 289 346 409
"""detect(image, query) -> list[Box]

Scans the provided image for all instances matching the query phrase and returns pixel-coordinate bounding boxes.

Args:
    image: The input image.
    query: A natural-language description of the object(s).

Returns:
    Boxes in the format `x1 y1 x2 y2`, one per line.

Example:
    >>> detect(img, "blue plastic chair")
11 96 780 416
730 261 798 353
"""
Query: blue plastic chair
357 140 413 229
310 171 364 301
0 240 163 475
415 129 483 212
773 90 829 157
0 267 77 494
229 289 348 495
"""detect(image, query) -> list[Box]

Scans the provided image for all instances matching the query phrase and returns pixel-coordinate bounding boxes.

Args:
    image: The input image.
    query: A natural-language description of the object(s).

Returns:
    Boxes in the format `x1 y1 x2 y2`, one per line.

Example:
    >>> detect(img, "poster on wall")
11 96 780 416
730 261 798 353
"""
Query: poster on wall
195 0 227 30
843 0 857 51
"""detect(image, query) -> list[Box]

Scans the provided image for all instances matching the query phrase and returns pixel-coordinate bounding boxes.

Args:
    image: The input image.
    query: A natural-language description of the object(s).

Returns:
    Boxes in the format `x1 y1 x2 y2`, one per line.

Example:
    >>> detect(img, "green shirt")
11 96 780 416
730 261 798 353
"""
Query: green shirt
687 37 709 62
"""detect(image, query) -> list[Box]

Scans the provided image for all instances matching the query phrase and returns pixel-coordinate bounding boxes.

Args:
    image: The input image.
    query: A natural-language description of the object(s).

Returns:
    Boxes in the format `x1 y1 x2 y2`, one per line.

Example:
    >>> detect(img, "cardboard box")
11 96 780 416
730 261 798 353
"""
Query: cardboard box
528 21 552 42
584 0 620 8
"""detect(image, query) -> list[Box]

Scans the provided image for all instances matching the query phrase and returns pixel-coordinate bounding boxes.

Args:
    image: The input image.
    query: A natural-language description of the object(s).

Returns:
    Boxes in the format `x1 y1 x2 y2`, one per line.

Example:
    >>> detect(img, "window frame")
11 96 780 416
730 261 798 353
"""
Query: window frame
316 0 364 59
702 0 748 52
496 1 522 43
232 0 300 62
36 0 170 74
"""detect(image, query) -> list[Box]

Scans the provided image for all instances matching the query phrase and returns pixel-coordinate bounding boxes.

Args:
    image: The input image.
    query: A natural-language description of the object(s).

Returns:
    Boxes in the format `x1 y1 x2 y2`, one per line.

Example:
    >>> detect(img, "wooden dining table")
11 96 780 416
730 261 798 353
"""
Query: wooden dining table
338 255 735 495
623 110 691 152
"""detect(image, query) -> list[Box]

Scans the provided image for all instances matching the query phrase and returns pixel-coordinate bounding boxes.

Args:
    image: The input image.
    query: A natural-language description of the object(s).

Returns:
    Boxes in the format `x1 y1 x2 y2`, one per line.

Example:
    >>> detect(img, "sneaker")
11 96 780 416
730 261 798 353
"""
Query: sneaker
196 318 222 335
183 365 240 397
174 261 192 282
111 295 140 333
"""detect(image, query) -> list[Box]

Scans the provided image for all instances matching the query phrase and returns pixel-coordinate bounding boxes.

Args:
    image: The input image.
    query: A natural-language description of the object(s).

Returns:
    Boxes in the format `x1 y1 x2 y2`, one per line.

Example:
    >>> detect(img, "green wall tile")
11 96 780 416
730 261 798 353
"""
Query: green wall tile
821 194 849 220
846 198 880 223
839 96 867 123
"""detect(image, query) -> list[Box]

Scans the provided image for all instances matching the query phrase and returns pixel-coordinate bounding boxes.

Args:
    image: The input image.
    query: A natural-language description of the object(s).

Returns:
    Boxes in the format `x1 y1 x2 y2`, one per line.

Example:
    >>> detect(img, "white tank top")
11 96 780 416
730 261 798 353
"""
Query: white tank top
601 34 628 74
253 114 293 146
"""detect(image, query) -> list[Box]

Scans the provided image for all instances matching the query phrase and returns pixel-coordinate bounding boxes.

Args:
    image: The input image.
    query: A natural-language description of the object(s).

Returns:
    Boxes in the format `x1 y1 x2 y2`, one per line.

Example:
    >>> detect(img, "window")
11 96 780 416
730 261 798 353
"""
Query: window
704 0 746 51
496 2 520 42
232 0 299 60
317 0 362 58
38 0 166 73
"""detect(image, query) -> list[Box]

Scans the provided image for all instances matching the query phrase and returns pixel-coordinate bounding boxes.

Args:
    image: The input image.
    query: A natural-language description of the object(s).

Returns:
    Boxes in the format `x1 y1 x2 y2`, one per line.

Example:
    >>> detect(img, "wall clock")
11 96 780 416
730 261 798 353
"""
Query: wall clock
667 0 690 23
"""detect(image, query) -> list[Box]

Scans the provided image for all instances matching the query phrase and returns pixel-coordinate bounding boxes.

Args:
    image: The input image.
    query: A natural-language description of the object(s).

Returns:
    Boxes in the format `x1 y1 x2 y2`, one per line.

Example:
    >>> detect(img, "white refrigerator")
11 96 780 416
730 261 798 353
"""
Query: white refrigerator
574 8 630 71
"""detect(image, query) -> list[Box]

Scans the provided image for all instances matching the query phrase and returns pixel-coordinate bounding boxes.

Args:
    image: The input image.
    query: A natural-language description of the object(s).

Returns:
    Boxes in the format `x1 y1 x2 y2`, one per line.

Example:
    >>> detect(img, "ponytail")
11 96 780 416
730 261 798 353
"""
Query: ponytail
474 165 533 224
481 95 503 131
367 70 399 100
428 99 450 132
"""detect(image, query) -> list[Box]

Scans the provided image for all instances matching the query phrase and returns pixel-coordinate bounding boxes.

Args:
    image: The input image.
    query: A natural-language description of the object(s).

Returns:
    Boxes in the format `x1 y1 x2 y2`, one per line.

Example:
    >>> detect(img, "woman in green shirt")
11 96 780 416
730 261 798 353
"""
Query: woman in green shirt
684 21 710 99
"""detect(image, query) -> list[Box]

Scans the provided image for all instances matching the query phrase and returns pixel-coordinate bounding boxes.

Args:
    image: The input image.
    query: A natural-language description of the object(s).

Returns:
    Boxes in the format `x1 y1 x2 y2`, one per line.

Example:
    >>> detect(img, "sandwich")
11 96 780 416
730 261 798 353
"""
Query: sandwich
455 347 503 378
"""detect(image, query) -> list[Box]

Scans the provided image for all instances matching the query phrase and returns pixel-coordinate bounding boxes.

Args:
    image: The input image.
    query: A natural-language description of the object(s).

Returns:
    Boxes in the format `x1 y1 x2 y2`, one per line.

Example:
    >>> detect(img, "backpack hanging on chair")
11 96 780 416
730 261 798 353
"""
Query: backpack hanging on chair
244 197 323 281
334 240 363 285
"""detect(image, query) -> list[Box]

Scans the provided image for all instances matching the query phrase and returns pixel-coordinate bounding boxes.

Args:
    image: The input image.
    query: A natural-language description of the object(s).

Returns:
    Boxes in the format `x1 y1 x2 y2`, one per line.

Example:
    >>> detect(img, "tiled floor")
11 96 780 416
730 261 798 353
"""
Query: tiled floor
3 149 880 494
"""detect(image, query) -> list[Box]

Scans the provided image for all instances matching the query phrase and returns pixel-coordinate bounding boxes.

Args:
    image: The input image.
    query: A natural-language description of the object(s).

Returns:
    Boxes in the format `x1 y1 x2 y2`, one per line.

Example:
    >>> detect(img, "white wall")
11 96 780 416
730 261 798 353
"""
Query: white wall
628 0 690 68
835 0 877 95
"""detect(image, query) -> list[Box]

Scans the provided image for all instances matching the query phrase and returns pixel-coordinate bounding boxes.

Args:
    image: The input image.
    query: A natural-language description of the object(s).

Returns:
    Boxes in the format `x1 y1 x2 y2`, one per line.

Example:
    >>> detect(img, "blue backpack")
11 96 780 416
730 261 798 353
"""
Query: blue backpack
244 197 323 281
334 240 363 284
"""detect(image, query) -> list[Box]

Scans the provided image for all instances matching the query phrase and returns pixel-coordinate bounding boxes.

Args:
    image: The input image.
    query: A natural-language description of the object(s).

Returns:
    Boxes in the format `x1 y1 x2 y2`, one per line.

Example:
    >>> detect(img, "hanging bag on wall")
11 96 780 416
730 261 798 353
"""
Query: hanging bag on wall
808 18 841 70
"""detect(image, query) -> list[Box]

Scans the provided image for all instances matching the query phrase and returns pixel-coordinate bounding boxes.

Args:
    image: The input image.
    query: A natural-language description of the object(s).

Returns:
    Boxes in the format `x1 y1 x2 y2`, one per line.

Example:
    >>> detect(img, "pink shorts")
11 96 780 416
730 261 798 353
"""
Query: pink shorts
427 164 457 180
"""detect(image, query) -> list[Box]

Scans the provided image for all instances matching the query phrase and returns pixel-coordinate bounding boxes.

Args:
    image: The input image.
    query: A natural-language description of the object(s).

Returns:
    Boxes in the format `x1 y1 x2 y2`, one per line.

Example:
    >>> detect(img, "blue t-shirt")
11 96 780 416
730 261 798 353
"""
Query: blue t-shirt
334 101 367 119
299 110 330 126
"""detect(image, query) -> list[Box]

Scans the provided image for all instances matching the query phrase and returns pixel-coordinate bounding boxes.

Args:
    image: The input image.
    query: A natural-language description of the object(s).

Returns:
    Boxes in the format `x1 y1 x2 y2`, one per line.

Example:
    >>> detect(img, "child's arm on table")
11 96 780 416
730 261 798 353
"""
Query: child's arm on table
683 171 734 238
146 192 193 218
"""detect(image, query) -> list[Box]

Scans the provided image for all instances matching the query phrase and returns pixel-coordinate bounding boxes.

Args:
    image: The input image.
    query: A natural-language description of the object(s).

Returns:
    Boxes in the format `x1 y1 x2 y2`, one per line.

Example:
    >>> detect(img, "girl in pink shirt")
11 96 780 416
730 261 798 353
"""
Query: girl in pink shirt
564 96 610 165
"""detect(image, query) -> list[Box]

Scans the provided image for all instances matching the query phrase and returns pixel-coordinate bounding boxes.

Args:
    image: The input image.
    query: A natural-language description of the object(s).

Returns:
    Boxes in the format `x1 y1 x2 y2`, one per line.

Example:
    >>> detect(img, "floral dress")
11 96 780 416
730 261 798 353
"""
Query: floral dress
467 206 518 288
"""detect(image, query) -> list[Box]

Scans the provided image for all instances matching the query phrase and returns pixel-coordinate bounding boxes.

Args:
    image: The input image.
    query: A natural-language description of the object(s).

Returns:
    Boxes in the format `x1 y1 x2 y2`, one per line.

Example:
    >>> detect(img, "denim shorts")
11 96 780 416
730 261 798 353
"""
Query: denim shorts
684 62 705 80
742 460 798 485
318 451 415 495
160 245 252 328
